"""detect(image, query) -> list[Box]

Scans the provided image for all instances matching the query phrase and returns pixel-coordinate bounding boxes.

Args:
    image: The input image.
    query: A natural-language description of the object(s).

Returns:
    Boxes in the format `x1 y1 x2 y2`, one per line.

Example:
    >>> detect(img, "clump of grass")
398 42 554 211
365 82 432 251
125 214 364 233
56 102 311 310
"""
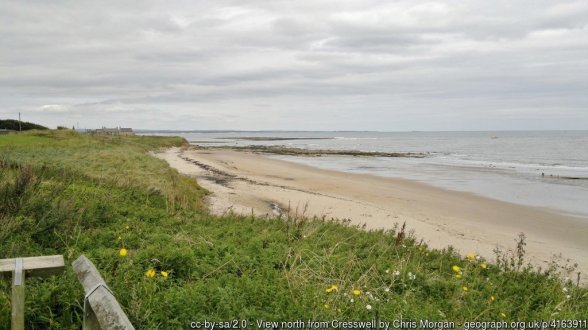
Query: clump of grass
0 131 586 329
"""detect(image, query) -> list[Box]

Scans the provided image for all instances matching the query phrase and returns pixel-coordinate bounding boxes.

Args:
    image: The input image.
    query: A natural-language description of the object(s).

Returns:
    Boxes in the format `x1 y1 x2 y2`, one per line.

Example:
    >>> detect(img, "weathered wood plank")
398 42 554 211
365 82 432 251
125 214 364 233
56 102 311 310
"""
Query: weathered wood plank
11 258 25 330
11 284 24 330
0 255 64 278
72 255 135 330
83 304 101 330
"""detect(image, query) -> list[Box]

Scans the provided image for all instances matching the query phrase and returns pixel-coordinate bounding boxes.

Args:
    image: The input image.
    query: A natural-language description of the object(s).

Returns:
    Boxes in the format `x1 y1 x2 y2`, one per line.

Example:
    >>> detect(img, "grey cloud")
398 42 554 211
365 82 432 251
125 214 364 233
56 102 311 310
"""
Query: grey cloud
272 18 320 37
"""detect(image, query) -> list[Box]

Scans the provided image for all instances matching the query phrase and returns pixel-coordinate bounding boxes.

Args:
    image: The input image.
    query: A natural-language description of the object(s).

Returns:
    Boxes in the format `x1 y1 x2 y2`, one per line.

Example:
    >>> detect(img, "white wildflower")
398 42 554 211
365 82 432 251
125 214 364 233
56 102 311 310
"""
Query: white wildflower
366 304 372 310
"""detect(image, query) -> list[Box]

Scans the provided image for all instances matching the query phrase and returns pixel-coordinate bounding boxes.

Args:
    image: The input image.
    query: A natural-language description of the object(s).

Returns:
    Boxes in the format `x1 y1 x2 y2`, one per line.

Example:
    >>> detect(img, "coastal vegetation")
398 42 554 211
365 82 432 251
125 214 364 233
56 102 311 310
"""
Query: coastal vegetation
0 130 586 329
0 119 48 131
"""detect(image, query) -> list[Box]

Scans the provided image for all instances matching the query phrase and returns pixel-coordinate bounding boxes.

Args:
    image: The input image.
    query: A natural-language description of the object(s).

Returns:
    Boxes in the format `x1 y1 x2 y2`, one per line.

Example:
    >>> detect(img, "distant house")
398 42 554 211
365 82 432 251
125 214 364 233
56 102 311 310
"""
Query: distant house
0 128 15 134
89 127 134 136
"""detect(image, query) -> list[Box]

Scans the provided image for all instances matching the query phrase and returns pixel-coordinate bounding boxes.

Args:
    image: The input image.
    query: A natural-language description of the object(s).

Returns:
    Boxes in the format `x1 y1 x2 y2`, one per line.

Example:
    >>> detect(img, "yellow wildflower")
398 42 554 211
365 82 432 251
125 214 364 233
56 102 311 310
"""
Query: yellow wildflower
467 253 476 261
455 274 462 279
490 295 496 302
353 289 361 296
161 271 169 278
119 248 128 257
325 285 338 293
480 263 488 269
324 304 329 309
145 268 156 278
500 312 507 318
125 225 130 230
452 265 461 273
462 286 468 292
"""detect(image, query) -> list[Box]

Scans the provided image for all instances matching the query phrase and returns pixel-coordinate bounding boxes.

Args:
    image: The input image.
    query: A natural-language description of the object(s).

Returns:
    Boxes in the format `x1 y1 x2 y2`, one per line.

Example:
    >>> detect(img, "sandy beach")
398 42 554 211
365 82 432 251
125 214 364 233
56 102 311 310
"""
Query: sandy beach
156 147 588 282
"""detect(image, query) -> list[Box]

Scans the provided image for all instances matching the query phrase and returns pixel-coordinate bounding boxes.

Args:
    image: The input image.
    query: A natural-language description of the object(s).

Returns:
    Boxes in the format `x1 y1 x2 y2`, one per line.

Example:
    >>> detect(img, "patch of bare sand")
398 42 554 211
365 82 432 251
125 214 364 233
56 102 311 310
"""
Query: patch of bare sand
155 147 588 282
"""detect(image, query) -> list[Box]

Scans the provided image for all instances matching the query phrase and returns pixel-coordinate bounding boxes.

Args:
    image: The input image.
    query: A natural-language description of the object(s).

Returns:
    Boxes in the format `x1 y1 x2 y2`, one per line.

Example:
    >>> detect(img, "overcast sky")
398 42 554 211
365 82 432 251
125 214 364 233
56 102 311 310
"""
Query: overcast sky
1 0 587 130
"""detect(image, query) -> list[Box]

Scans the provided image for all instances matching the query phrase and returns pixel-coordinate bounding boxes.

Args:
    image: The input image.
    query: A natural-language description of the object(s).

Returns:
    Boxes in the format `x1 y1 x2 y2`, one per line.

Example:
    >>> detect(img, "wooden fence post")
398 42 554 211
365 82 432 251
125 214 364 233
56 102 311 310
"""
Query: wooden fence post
11 258 24 330
72 255 134 330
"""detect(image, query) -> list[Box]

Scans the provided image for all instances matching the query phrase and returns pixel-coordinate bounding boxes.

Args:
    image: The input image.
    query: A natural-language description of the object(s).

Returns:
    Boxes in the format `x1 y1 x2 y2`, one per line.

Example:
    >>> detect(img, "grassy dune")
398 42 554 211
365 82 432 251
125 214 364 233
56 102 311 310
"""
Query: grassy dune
0 119 48 131
0 130 586 329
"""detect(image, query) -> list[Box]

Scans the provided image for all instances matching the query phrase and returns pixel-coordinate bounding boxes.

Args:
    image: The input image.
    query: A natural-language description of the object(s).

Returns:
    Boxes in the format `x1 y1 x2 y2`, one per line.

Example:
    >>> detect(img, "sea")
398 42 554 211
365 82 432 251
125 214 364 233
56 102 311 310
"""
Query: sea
142 130 588 218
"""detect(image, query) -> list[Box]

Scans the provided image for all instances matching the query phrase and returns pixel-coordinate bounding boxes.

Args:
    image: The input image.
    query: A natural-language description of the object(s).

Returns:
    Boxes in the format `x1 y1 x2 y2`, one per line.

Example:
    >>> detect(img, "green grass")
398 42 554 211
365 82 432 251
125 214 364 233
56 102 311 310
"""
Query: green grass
0 130 586 329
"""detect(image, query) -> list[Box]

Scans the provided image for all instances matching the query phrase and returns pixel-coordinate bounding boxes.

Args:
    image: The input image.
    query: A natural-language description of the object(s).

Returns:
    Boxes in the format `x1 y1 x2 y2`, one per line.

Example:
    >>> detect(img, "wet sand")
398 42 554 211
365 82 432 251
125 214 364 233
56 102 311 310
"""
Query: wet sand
156 147 588 282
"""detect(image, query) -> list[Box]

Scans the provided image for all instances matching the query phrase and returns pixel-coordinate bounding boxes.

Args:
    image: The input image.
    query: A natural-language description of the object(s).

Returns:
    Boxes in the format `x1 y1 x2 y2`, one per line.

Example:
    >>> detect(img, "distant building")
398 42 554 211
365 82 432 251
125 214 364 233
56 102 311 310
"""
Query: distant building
88 127 134 135
0 128 15 134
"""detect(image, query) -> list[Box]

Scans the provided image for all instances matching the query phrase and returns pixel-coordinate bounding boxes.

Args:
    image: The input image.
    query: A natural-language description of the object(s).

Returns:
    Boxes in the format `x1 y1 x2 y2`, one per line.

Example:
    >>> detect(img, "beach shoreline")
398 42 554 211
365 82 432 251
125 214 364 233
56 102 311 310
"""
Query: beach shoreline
156 147 588 282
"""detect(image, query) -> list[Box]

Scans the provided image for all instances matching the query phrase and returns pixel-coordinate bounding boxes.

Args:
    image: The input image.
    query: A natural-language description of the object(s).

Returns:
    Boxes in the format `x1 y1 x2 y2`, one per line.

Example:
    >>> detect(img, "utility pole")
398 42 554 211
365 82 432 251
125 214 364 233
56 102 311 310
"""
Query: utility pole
18 112 22 131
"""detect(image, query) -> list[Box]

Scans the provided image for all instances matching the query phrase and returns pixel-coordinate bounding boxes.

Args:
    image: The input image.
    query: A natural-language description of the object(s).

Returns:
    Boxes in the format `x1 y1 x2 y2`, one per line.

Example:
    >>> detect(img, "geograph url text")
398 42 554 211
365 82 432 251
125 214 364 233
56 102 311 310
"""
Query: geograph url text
189 319 588 330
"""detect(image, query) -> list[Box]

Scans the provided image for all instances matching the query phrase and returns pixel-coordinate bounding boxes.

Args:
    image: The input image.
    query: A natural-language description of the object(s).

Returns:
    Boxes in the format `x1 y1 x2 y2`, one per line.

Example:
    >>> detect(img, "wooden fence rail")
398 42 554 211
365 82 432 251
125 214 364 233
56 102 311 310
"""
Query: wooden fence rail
0 255 65 330
1 255 132 329
72 255 135 330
